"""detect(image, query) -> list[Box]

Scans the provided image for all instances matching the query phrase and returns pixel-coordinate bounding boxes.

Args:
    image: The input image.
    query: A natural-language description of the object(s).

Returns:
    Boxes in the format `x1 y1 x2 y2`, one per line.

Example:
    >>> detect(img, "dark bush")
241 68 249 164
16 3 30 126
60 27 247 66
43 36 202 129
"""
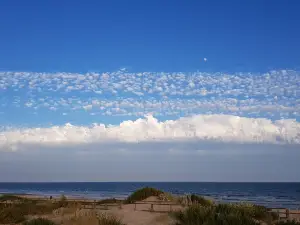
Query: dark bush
97 198 123 204
125 187 163 203
190 194 213 206
0 206 26 224
0 194 25 202
23 218 57 225
276 220 300 225
172 204 259 225
0 200 62 224
215 202 273 222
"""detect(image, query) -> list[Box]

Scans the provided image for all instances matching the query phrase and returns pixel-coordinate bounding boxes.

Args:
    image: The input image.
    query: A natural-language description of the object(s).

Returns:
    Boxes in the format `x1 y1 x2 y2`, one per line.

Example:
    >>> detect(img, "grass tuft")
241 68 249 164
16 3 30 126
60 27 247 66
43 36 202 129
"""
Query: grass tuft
190 194 213 206
172 204 260 225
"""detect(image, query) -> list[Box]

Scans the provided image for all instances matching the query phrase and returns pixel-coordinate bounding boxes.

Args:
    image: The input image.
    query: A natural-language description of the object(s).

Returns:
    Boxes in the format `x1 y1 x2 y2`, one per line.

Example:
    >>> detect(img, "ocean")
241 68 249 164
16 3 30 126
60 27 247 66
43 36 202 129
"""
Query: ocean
0 182 299 209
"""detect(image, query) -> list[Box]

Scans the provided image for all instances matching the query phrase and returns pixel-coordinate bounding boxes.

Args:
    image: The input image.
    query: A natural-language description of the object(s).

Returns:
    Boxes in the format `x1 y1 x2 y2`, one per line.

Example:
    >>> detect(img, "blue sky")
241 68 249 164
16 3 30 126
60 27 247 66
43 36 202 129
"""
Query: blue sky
1 0 300 72
0 0 300 182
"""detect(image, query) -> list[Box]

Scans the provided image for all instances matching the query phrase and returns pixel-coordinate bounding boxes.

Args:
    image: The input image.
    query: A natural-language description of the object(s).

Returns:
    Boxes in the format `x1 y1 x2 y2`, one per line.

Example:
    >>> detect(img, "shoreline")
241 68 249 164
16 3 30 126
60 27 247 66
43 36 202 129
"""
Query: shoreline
1 192 299 210
1 192 300 209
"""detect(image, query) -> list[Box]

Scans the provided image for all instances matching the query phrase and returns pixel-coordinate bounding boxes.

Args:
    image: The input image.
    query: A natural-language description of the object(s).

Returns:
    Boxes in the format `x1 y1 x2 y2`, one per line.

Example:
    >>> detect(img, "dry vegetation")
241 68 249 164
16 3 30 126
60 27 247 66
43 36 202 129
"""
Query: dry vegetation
1 188 299 225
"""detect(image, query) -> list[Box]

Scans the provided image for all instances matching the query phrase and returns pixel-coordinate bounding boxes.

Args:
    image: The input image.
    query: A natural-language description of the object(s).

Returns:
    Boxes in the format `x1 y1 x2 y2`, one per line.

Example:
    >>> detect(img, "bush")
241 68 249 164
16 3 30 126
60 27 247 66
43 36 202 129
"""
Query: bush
0 194 25 202
23 218 57 225
0 206 26 224
0 200 63 224
172 204 259 225
172 202 280 225
97 198 123 205
190 194 213 206
97 213 125 225
125 187 163 203
214 202 275 222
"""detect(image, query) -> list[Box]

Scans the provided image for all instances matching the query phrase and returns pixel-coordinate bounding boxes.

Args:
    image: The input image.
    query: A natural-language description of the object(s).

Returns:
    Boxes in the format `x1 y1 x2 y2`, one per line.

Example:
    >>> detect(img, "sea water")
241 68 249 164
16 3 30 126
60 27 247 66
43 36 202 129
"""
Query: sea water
0 182 299 209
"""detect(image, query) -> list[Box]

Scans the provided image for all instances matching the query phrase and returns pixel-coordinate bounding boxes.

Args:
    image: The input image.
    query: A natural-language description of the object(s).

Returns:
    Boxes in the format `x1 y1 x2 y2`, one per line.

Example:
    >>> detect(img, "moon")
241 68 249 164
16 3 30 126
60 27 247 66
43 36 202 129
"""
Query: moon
204 58 207 62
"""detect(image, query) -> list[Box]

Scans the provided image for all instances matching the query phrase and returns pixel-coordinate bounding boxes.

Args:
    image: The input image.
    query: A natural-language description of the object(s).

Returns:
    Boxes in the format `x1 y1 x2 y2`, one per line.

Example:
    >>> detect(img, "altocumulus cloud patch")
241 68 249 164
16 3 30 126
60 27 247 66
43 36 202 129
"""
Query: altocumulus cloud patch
0 70 299 126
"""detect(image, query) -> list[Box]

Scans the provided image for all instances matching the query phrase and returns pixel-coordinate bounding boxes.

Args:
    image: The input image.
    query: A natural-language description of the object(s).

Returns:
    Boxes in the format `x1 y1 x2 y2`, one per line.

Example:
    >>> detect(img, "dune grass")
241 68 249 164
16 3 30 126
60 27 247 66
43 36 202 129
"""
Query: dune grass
0 194 69 224
125 187 164 203
172 204 260 225
190 194 214 206
0 205 27 224
97 198 123 205
0 194 26 202
172 201 281 225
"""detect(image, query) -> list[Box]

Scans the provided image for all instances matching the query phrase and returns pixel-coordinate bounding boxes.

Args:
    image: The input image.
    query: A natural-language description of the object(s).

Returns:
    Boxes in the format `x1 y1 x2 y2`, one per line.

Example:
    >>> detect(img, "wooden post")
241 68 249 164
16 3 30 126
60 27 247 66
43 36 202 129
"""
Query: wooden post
119 203 122 209
286 209 290 219
134 203 137 211
105 204 108 210
170 204 172 212
150 204 154 212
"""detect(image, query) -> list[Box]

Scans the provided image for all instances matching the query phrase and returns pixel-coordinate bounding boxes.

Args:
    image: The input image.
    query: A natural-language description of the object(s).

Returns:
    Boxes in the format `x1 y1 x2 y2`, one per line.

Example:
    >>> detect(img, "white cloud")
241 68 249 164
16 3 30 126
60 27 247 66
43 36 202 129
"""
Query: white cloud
0 70 299 124
0 114 299 151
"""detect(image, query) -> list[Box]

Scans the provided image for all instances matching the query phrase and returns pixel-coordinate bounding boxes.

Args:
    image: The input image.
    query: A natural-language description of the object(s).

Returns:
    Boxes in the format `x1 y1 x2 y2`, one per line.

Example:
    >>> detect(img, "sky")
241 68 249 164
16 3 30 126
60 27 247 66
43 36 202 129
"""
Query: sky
0 0 300 182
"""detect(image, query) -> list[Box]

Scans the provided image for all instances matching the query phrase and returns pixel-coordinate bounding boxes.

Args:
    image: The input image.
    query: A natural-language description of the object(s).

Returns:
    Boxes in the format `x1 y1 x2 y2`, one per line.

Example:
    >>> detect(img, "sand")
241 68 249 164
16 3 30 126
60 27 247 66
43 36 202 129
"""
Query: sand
27 196 179 225
2 195 300 225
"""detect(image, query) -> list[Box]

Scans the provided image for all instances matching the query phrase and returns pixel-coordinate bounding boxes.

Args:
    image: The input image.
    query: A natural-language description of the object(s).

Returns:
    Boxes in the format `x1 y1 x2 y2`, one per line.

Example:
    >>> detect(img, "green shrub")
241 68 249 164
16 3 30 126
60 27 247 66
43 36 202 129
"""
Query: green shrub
0 194 26 202
125 187 163 203
0 206 26 224
172 205 215 225
23 218 57 225
172 204 259 225
97 198 123 205
172 202 280 225
97 213 125 225
0 200 62 224
215 202 274 222
190 194 213 206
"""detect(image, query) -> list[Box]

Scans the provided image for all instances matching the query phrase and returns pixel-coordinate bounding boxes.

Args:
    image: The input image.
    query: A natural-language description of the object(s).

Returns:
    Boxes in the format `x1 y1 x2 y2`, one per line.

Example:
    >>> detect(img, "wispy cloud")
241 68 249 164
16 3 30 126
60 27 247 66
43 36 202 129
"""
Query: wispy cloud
0 70 299 125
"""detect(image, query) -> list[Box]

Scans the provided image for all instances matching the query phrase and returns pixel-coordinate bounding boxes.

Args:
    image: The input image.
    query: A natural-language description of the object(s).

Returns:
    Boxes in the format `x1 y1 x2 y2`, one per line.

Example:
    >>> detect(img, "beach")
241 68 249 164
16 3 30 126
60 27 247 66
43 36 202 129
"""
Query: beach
0 193 182 225
1 188 300 225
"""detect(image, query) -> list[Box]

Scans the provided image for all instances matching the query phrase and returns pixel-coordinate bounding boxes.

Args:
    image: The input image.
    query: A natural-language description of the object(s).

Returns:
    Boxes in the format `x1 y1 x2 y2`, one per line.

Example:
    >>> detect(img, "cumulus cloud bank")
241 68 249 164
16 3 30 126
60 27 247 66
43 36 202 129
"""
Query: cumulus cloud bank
1 114 299 151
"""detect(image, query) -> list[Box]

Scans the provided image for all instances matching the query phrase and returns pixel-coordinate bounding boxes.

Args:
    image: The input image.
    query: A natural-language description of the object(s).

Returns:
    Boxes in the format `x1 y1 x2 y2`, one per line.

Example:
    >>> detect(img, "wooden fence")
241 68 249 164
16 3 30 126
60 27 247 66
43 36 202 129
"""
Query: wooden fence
1 198 299 220
269 208 300 220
